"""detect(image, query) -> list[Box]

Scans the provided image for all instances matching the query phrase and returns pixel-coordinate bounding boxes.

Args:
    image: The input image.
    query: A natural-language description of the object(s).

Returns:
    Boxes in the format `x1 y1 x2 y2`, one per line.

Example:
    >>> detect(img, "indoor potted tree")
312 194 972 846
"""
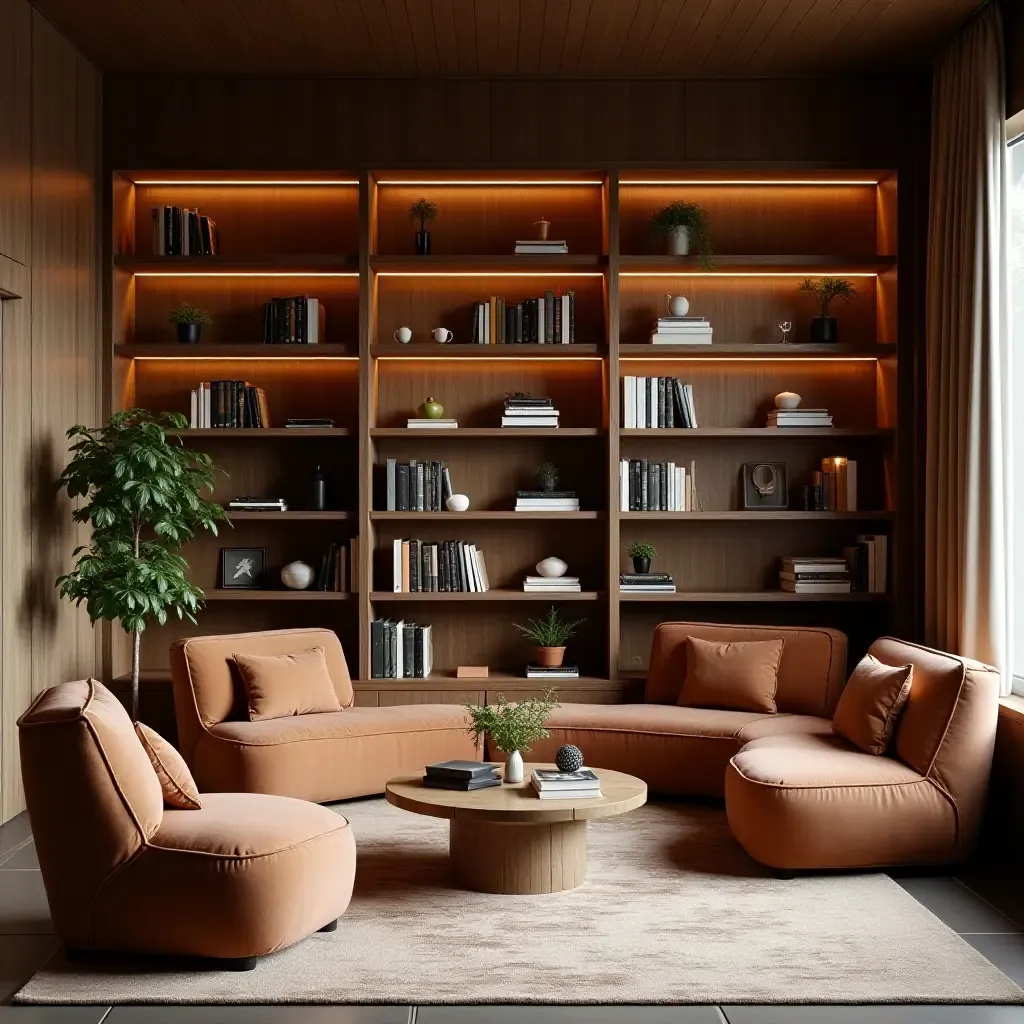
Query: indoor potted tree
651 201 714 267
408 198 438 255
55 409 228 722
168 302 213 344
798 277 856 344
629 541 656 575
515 605 584 669
465 689 559 784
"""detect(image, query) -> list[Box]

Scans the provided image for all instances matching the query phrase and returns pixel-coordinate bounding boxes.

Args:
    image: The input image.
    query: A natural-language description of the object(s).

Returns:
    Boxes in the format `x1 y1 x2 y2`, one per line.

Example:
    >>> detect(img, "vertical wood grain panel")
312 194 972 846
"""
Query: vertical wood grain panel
0 0 32 264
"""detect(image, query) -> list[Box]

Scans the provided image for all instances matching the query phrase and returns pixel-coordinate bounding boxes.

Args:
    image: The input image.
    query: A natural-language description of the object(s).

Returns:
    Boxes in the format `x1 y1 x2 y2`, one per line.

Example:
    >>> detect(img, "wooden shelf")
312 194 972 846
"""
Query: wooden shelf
225 510 352 521
618 510 893 521
619 255 897 272
115 255 359 274
372 344 601 358
169 428 352 438
370 427 604 438
115 344 357 359
371 255 607 273
618 343 895 359
370 511 604 521
619 427 894 438
370 590 603 602
204 590 351 601
618 591 890 603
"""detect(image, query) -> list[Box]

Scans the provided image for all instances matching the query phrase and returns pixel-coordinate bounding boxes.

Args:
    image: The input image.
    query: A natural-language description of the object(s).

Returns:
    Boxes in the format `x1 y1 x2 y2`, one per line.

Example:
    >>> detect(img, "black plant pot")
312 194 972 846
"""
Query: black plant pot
177 322 202 344
810 316 838 344
632 556 651 574
415 230 431 256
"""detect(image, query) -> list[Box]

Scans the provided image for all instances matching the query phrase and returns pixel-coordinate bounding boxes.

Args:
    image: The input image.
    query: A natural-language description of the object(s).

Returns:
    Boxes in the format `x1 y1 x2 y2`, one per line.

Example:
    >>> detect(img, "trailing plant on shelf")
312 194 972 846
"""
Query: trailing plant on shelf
55 409 228 722
168 302 213 344
464 689 560 784
650 201 714 267
515 606 585 669
797 277 856 344
535 461 559 492
408 198 438 256
628 541 656 574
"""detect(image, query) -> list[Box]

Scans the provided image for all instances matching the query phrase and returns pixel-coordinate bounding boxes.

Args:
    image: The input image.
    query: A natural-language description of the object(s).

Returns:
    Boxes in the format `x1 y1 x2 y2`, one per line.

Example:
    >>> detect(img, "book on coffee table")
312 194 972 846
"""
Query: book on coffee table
423 775 502 792
425 760 499 781
531 768 602 799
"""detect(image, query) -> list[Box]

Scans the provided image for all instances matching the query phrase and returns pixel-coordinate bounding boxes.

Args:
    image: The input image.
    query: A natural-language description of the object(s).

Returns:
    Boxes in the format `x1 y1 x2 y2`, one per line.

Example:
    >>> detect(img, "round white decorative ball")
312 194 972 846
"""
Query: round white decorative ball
535 556 568 579
281 560 315 590
774 392 802 410
446 493 470 512
667 295 690 317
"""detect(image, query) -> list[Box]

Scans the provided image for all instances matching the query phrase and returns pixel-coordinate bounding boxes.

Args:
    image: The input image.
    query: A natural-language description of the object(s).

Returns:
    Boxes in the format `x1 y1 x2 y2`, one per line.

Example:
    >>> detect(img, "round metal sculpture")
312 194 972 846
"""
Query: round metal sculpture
554 744 584 774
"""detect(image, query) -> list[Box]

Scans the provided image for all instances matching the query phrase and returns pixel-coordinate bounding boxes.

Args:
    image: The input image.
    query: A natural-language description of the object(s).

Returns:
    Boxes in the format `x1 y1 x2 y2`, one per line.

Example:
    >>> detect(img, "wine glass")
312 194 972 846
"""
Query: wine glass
777 321 793 345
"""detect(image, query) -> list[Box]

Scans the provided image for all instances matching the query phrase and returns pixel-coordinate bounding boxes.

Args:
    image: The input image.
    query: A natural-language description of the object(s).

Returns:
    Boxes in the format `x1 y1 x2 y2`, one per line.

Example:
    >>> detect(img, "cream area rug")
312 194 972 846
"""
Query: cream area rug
16 798 1024 1005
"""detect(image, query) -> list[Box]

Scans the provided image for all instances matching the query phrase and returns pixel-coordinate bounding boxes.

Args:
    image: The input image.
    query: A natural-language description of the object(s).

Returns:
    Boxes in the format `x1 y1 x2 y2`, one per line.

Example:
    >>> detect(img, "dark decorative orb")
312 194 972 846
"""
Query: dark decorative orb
555 744 584 773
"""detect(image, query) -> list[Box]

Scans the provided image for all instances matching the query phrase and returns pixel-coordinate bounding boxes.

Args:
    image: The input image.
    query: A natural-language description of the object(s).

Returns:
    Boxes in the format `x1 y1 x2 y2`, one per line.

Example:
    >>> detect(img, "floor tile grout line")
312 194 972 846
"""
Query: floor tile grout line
715 1008 731 1024
97 1009 113 1024
955 876 1024 932
0 838 33 868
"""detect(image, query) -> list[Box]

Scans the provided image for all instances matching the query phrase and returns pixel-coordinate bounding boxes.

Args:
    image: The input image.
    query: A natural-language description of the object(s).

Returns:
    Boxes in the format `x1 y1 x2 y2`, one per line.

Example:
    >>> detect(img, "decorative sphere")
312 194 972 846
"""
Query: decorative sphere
667 294 690 317
281 560 315 590
774 391 802 410
535 556 568 579
446 493 470 512
555 744 584 773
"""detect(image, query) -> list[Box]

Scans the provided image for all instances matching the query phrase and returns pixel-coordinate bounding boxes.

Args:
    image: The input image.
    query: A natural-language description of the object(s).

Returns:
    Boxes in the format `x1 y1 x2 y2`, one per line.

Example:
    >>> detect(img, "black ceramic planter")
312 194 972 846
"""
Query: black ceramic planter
632 556 651 574
177 323 202 344
415 230 431 255
810 316 837 344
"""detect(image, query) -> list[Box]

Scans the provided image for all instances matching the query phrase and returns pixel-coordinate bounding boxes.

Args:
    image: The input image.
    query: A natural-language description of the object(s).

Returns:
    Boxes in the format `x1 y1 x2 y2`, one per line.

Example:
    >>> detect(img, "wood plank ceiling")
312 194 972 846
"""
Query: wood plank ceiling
30 0 983 75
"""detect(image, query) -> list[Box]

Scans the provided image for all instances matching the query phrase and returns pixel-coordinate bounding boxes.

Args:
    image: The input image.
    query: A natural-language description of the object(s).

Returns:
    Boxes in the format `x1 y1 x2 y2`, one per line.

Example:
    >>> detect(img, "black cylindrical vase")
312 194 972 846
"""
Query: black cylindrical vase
632 556 651 574
415 230 431 255
810 316 837 343
177 322 202 344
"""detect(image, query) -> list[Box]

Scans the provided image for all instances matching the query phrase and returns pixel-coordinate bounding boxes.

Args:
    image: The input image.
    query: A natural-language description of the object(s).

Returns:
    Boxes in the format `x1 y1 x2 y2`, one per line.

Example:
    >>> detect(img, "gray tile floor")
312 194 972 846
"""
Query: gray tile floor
3 812 1024 1023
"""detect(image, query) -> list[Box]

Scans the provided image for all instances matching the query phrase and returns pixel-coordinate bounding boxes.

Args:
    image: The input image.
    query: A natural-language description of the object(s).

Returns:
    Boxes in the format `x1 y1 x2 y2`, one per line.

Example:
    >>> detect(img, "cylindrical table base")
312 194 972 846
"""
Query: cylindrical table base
449 817 588 894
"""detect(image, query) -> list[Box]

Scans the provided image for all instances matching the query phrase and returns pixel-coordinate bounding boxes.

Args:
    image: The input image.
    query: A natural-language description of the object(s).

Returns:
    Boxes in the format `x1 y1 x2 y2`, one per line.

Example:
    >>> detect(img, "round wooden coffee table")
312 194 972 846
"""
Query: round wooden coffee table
385 764 647 894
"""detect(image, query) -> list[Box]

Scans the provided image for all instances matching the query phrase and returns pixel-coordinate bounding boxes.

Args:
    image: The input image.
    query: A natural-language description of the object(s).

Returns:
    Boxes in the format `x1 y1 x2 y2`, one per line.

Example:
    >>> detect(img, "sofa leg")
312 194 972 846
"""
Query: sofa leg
222 956 258 972
318 919 338 933
772 868 797 880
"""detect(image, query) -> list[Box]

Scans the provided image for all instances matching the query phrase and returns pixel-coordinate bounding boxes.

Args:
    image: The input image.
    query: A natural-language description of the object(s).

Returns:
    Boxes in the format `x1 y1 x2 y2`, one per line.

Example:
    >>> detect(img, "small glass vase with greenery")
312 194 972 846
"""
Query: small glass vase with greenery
650 201 714 267
628 541 656 575
797 277 856 344
464 689 559 784
515 606 584 668
168 303 213 344
408 198 438 255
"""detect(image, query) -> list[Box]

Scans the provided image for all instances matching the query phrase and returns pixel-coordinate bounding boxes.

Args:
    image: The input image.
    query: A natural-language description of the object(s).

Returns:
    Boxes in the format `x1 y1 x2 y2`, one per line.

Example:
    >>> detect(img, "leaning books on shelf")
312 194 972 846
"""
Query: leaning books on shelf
767 408 834 428
515 490 580 512
523 575 581 593
779 556 851 594
620 572 676 593
470 292 575 345
286 417 335 429
526 664 580 679
384 460 453 512
620 458 700 512
844 534 888 593
531 767 602 800
190 380 270 428
151 206 217 256
650 316 712 345
423 761 500 790
503 393 559 428
370 619 433 679
314 540 351 592
623 377 697 429
261 296 325 345
392 538 490 593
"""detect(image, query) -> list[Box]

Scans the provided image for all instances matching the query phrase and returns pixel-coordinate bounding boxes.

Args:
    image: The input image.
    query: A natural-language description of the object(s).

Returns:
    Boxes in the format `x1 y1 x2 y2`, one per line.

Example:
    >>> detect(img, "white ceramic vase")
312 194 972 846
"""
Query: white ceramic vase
535 556 567 578
504 750 524 784
280 560 315 590
667 226 690 256
446 493 470 512
774 392 802 410
666 294 690 317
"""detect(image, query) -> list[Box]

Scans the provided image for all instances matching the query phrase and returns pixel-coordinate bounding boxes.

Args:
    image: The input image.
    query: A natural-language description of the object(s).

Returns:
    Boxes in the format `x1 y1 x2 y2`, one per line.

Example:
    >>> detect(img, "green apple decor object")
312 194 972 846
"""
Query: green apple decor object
420 397 444 419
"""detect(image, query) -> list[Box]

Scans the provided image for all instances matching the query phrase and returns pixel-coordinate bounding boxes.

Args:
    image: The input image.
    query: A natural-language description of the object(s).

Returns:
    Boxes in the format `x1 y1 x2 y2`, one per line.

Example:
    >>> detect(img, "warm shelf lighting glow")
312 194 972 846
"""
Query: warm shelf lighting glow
619 356 881 363
620 179 880 186
620 272 878 278
132 179 359 186
375 180 603 186
375 355 604 362
128 355 360 362
131 272 360 278
376 272 605 278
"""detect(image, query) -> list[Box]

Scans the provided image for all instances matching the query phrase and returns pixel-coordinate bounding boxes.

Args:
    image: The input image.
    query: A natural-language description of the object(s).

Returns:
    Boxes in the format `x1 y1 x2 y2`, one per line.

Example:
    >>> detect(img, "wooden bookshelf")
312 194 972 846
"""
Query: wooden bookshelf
108 168 903 720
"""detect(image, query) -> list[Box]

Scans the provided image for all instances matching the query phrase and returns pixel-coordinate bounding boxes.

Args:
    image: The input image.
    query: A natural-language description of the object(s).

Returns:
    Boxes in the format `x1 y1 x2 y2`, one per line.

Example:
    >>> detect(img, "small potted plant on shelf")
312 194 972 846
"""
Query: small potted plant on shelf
650 201 714 267
168 303 213 344
797 277 857 344
408 198 438 256
515 605 585 669
535 460 559 492
629 541 656 575
464 689 560 784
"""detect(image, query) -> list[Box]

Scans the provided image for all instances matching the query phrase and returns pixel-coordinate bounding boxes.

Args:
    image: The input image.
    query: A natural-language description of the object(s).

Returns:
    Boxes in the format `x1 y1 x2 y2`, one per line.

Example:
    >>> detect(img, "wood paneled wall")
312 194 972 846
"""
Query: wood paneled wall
0 1 102 822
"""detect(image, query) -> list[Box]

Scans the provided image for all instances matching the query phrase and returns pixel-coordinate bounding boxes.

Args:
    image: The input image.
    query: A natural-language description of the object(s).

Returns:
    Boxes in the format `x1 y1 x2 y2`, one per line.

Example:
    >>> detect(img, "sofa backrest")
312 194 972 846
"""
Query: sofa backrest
646 622 848 717
169 628 354 762
17 680 163 944
871 636 999 853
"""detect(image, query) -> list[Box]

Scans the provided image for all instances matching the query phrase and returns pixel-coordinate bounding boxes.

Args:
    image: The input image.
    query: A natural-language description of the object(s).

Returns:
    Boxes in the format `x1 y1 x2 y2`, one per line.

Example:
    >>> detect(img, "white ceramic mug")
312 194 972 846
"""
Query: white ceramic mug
432 327 453 344
394 326 412 344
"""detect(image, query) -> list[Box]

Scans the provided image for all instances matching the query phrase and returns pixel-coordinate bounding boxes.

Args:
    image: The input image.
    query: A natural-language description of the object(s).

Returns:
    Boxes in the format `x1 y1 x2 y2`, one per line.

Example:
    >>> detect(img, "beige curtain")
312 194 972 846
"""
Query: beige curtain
925 2 1011 692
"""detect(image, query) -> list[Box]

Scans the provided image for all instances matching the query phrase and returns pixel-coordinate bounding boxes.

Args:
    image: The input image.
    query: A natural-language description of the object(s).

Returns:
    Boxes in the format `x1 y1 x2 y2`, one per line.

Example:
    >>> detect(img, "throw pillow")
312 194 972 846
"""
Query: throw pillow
233 646 342 722
833 653 913 755
135 722 202 810
677 635 785 714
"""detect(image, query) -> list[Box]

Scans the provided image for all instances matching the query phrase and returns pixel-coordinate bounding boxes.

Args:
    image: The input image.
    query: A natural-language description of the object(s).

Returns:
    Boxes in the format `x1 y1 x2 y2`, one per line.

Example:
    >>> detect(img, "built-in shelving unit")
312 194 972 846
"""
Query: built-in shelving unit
109 167 903 725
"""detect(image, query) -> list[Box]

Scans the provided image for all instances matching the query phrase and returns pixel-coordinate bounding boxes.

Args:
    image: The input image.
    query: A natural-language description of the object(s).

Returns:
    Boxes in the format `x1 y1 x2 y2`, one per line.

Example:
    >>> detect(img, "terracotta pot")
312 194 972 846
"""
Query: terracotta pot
534 645 566 668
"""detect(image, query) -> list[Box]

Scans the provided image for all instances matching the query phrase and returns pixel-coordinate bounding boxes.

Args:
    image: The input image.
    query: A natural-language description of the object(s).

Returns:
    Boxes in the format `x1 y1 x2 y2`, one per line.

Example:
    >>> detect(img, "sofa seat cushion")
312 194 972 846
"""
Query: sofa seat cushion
523 703 830 798
725 732 957 870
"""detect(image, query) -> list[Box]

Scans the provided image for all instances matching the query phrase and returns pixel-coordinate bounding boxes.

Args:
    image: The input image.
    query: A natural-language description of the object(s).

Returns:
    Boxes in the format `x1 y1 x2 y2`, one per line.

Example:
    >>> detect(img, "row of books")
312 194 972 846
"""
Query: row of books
383 460 454 512
845 534 888 593
314 541 352 593
650 315 712 345
768 407 834 428
370 620 434 679
620 572 676 593
260 297 325 345
516 489 579 512
503 394 559 428
815 459 858 511
469 293 576 344
189 380 270 429
619 459 701 512
391 539 490 593
523 574 581 593
151 206 218 256
623 377 698 429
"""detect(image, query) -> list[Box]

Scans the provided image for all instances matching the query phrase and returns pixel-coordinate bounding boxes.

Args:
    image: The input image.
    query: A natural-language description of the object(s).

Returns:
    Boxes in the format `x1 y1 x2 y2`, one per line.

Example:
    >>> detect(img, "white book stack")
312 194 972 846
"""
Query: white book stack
767 408 833 428
531 768 602 800
515 240 568 254
515 491 580 512
503 396 559 428
650 316 713 345
406 418 459 429
523 575 581 593
779 557 851 594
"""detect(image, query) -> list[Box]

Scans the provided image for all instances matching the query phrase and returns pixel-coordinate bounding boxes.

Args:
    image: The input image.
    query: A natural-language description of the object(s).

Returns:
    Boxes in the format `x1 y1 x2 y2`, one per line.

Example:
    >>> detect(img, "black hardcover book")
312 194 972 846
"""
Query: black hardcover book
200 215 213 255
437 540 448 593
666 379 676 428
631 459 641 511
397 464 410 512
568 291 575 343
545 289 555 343
445 541 455 594
640 458 648 511
648 461 657 511
426 761 499 779
370 619 385 679
413 626 425 678
420 544 430 594
658 377 667 428
515 303 523 343
403 623 416 679
406 539 417 593
672 378 688 427
236 382 246 428
190 210 203 255
423 776 502 791
382 621 393 678
517 490 577 499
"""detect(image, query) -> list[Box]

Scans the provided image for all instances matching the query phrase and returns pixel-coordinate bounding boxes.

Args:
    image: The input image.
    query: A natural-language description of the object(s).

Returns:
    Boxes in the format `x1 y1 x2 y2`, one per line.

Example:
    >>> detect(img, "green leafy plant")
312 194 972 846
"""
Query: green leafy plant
535 461 559 491
798 277 857 317
515 606 585 648
408 198 438 231
56 409 228 721
628 541 656 560
168 303 213 326
464 689 559 754
650 201 714 269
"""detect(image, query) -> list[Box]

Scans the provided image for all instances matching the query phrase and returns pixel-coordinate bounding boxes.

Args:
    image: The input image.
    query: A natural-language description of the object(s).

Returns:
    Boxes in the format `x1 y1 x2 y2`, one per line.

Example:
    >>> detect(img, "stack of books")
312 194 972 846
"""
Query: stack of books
767 407 834 428
515 490 579 512
502 395 559 428
424 761 500 791
620 572 676 593
285 417 334 429
151 206 217 256
407 417 458 429
779 556 851 595
531 767 602 800
523 575 581 594
370 619 434 679
190 381 269 428
227 496 288 512
526 664 580 680
623 376 697 428
619 459 700 512
392 539 490 593
384 460 453 512
470 292 575 344
650 315 712 345
515 239 568 254
843 534 888 593
261 297 324 345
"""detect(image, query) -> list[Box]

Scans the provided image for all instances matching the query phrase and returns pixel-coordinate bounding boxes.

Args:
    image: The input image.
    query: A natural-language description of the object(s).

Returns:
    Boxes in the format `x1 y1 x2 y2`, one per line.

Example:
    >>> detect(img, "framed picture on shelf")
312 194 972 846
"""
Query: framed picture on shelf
220 548 266 589
741 463 788 510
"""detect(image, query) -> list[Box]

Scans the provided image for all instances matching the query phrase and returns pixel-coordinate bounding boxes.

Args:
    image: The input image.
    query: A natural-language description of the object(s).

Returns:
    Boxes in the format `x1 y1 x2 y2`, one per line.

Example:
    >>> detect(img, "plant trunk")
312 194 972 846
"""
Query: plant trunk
131 630 141 723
